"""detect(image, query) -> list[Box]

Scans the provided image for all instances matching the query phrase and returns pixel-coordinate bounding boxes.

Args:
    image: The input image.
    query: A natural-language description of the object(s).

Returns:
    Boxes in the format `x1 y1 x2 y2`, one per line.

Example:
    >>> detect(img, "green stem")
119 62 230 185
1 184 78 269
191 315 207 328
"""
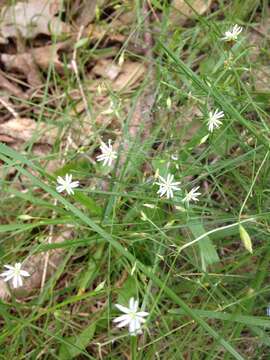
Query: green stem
131 336 137 360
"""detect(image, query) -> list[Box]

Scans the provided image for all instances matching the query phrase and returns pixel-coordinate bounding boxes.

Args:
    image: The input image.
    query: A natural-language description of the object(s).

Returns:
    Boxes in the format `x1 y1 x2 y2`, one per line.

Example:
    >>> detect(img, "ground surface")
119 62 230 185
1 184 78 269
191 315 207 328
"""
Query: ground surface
0 0 270 359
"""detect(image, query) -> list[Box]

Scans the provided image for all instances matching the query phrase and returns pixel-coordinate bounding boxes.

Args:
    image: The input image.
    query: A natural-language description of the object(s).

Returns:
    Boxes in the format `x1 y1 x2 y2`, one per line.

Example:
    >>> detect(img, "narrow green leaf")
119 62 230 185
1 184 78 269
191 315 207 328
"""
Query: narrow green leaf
75 37 89 49
59 322 96 359
169 308 270 328
74 192 102 217
188 218 220 270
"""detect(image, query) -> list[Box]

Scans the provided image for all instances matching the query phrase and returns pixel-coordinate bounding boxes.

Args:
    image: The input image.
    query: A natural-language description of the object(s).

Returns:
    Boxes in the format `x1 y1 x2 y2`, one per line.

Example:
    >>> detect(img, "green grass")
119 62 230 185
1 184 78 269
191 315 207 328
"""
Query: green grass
1 0 270 359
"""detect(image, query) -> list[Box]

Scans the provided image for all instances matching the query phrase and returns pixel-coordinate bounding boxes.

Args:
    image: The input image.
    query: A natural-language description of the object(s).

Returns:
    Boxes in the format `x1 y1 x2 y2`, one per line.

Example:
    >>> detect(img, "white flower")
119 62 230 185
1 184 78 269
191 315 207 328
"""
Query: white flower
183 186 201 204
0 263 30 288
96 139 117 167
155 173 181 199
222 25 243 42
207 109 224 132
113 297 149 336
56 174 79 195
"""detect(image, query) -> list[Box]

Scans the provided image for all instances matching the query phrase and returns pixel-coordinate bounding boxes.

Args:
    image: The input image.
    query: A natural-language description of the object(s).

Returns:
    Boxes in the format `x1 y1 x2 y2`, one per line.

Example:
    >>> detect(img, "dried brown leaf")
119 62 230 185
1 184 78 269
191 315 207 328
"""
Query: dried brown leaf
0 117 58 145
1 43 68 86
170 0 212 24
1 0 70 39
92 59 121 80
113 61 146 91
75 0 107 27
92 59 146 92
253 66 270 92
0 230 72 300
248 19 270 62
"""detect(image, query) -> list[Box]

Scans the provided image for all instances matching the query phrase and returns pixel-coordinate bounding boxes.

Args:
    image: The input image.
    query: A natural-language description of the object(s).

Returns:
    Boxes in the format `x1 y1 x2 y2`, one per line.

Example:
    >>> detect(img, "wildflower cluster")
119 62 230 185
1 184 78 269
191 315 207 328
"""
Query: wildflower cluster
0 25 243 338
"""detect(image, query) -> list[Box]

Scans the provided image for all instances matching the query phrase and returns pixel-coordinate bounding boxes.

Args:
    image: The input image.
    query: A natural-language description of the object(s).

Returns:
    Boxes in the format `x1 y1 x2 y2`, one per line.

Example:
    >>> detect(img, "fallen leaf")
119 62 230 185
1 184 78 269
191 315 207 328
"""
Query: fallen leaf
86 23 126 44
0 230 73 300
92 59 122 80
248 19 270 62
1 43 69 86
75 0 107 27
0 0 70 39
0 117 58 145
170 0 212 24
92 59 146 92
253 66 270 93
112 61 146 91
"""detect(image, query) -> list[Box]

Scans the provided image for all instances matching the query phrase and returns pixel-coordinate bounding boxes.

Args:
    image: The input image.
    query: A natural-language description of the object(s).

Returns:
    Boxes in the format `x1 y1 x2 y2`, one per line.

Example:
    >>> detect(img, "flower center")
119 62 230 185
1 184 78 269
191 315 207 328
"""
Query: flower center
129 311 137 320
14 264 21 275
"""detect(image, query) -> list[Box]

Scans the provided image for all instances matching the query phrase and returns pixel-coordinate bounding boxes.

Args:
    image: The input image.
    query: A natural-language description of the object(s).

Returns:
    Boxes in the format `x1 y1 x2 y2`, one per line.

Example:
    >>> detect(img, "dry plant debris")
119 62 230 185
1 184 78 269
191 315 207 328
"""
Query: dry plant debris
170 0 213 24
0 117 58 145
0 0 70 39
92 59 146 92
1 42 70 87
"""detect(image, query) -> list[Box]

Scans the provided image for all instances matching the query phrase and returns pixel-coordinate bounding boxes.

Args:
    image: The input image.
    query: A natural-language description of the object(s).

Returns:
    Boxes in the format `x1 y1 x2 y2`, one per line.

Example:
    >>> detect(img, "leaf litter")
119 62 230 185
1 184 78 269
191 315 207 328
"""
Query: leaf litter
0 0 70 39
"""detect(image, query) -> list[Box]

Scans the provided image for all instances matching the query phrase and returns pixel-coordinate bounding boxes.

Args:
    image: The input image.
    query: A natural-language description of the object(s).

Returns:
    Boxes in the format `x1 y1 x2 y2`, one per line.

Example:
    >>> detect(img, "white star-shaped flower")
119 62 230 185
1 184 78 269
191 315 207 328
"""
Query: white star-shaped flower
183 186 201 205
155 173 181 199
207 109 224 132
222 25 243 42
113 297 149 336
0 263 30 288
96 139 117 167
56 174 79 195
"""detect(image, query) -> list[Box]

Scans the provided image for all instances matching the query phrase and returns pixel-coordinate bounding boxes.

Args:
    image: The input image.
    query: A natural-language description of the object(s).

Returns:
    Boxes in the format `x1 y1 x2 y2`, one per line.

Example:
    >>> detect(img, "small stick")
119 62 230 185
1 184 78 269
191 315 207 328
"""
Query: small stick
0 97 19 118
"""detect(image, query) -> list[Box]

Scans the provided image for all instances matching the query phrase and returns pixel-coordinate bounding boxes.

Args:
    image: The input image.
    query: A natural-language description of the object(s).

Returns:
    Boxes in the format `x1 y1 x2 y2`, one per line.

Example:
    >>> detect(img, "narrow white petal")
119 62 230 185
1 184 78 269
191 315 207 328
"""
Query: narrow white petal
20 270 30 277
66 174 72 183
115 304 130 314
70 181 79 188
56 185 65 193
157 187 166 197
129 297 135 309
134 318 141 331
17 275 23 287
113 314 130 323
137 311 149 317
116 317 131 328
129 319 136 335
1 273 14 282
13 275 19 288
133 300 139 312
0 270 13 277
66 187 74 195
57 176 65 185
4 265 15 270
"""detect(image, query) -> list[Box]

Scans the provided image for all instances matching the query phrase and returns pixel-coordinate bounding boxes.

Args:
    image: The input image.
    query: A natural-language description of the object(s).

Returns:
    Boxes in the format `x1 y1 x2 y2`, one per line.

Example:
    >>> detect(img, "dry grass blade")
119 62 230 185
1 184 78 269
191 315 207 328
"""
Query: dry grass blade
0 72 26 99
